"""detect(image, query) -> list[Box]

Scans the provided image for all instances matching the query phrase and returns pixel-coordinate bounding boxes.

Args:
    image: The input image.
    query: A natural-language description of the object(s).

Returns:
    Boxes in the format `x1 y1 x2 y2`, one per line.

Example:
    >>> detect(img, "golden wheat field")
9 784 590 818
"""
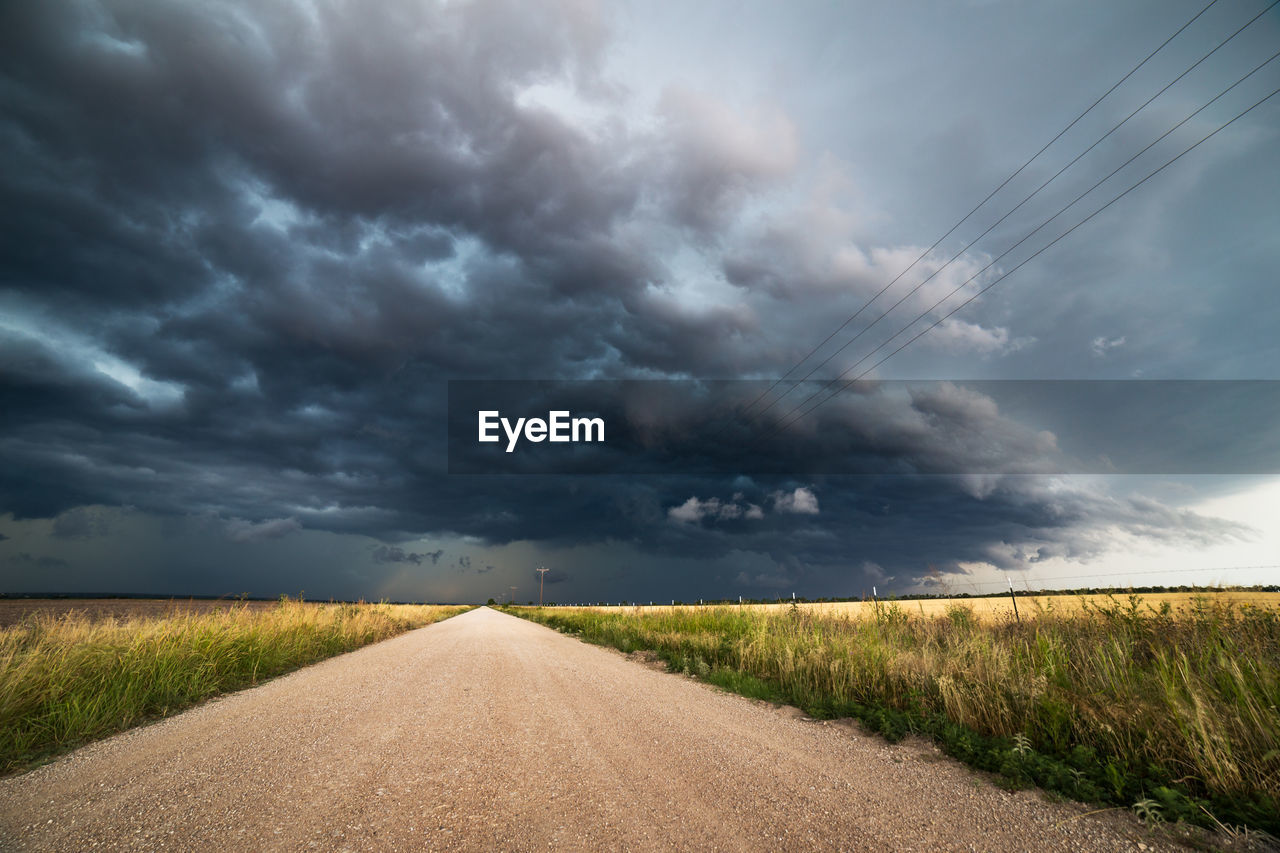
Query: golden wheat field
588 590 1280 622
0 597 286 628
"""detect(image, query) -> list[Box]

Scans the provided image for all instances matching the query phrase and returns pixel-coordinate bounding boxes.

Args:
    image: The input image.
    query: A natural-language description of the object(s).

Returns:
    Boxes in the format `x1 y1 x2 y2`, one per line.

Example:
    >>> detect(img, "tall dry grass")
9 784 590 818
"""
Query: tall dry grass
519 594 1280 834
0 599 469 773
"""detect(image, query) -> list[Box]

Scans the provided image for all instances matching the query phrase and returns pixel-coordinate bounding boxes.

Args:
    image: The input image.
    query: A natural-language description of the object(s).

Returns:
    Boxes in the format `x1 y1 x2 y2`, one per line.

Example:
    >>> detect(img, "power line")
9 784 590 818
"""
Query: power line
770 50 1280 431
776 80 1280 433
729 0 1226 427
743 0 1280 429
767 77 1280 436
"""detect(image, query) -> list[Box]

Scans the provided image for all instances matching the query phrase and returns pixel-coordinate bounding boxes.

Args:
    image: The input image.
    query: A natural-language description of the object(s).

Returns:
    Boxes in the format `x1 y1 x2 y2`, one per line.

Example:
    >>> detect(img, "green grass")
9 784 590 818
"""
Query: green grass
508 595 1280 837
0 599 471 774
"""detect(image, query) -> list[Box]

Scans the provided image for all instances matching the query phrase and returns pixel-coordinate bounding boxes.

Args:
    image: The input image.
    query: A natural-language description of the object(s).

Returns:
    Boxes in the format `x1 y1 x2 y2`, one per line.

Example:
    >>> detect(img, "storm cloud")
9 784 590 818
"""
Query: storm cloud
1 0 1275 600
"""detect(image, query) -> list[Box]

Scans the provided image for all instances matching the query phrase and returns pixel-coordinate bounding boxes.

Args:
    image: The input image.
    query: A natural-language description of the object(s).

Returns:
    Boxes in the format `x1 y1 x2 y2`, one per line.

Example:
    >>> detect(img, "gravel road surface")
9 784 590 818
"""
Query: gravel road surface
0 607 1188 851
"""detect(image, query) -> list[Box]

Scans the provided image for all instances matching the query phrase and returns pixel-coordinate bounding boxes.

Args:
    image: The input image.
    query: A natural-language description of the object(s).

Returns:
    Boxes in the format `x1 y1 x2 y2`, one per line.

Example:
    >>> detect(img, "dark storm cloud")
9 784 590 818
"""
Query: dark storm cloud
372 545 444 566
0 1 1265 599
0 0 772 554
0 0 813 391
371 546 423 566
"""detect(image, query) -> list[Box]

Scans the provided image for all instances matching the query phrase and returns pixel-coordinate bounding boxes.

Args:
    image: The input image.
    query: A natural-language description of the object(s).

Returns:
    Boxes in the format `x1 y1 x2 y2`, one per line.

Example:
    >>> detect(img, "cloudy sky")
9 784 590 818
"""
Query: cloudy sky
1 0 1277 603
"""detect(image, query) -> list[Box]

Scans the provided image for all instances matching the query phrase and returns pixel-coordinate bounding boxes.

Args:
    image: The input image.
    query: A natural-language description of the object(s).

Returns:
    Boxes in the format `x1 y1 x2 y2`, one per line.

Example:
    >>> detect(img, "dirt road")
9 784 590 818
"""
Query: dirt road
0 607 1183 851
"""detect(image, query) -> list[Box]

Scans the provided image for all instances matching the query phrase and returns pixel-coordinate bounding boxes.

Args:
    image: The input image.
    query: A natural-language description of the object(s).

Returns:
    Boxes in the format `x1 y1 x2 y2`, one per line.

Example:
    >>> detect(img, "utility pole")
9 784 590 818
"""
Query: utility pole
537 566 549 606
510 586 518 606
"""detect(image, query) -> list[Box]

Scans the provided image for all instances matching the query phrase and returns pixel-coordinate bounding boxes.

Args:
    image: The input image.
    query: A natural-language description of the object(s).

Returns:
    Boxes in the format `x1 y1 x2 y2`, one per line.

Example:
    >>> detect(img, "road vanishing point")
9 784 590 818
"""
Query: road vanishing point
0 607 1181 851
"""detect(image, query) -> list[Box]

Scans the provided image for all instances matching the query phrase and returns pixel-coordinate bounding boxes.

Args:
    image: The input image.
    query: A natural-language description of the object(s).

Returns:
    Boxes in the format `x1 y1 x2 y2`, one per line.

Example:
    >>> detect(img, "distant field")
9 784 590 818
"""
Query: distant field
590 590 1280 622
0 597 286 628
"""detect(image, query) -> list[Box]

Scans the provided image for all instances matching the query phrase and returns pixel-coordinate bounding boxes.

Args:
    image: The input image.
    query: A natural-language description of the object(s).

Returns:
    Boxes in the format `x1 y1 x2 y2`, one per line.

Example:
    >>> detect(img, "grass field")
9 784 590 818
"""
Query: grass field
0 598 470 774
0 597 287 628
513 591 1280 837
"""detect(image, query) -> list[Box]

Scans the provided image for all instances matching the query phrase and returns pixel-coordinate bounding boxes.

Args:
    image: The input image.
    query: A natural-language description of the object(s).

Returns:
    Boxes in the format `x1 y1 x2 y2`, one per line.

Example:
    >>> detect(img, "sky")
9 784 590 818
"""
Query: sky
1 0 1277 603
